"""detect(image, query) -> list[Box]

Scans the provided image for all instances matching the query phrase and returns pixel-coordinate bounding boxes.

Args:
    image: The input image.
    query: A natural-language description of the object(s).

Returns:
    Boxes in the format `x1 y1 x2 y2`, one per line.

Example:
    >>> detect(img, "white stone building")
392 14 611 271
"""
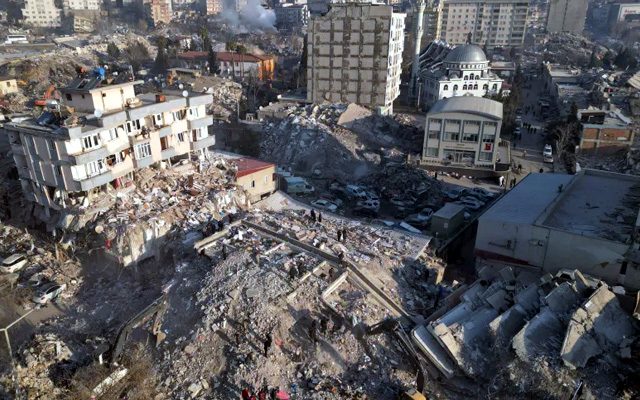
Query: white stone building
63 0 101 11
2 75 214 219
306 3 405 115
436 0 530 49
21 0 62 28
421 96 503 169
421 44 503 108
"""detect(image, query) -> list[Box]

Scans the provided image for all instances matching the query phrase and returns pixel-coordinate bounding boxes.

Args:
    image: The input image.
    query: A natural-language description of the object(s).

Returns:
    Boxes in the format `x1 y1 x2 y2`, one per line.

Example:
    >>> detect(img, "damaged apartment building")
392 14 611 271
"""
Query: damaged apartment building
306 2 405 115
2 70 214 224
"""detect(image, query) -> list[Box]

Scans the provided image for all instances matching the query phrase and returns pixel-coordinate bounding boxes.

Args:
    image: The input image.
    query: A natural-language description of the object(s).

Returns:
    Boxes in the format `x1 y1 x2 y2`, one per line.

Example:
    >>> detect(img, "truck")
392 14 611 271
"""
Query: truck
282 176 315 195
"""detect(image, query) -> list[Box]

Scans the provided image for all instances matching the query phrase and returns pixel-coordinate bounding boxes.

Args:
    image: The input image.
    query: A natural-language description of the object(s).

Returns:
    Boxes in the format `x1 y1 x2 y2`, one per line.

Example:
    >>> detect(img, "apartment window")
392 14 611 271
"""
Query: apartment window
106 127 120 142
478 152 492 161
453 85 458 91
177 132 186 142
153 113 163 126
443 84 449 91
126 119 142 134
428 129 440 139
106 152 124 166
82 134 100 150
188 107 200 119
134 142 152 159
173 110 184 121
86 159 106 177
463 84 467 90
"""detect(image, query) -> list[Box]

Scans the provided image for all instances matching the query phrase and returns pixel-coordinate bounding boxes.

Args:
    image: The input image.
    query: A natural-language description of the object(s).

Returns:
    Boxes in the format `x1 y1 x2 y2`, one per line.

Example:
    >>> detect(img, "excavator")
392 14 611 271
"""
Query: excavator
34 85 60 107
366 318 428 400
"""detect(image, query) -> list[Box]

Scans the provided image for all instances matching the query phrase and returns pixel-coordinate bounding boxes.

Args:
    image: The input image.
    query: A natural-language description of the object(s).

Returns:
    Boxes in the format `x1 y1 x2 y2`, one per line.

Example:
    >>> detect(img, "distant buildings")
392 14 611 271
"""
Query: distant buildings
216 52 276 81
608 2 640 33
205 0 223 15
421 44 503 108
546 0 588 34
436 0 529 49
577 107 635 154
2 75 214 218
275 3 309 31
306 3 405 115
21 0 62 27
146 0 173 26
63 0 100 11
475 170 640 290
421 96 503 170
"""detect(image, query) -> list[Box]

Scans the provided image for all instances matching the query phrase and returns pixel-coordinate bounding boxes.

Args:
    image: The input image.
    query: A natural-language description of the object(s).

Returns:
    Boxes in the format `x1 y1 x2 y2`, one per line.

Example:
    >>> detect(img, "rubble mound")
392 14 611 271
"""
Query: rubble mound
260 103 420 181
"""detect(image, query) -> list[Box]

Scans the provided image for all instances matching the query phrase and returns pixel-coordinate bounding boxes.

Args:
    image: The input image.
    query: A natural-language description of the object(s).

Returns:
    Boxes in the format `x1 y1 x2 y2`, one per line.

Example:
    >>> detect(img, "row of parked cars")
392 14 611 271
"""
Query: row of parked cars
309 183 381 217
444 186 497 212
0 253 66 305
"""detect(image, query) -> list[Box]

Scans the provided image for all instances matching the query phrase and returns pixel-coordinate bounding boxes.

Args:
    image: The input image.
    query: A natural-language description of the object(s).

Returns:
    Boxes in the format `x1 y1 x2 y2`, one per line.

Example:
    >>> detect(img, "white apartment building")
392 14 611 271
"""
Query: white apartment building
306 3 405 115
3 76 214 219
421 44 503 108
21 0 62 28
63 0 100 11
437 0 530 49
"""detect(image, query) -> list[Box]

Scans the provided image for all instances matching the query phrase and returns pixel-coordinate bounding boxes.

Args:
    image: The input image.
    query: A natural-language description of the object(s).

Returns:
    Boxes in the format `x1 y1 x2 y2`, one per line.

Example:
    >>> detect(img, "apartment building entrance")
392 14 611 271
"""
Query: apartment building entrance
443 149 476 165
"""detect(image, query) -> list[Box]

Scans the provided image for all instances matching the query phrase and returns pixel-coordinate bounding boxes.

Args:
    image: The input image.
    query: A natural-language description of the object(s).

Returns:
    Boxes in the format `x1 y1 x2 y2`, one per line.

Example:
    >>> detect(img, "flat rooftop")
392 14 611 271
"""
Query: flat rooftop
481 173 573 225
540 171 640 243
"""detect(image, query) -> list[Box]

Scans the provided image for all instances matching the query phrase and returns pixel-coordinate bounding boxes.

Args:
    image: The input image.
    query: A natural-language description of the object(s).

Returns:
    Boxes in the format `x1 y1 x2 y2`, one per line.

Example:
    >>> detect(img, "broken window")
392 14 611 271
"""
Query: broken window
134 142 152 159
86 159 106 177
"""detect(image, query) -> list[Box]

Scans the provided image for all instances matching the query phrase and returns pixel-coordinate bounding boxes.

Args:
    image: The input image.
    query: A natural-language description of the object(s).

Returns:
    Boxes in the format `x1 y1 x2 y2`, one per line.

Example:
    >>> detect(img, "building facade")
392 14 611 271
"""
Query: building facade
21 0 62 27
578 107 635 154
437 0 529 49
275 3 309 31
2 77 214 218
0 77 19 96
422 96 503 169
608 2 640 32
306 3 405 115
216 52 276 81
233 158 276 202
546 0 588 34
63 0 100 11
421 44 503 108
145 0 173 26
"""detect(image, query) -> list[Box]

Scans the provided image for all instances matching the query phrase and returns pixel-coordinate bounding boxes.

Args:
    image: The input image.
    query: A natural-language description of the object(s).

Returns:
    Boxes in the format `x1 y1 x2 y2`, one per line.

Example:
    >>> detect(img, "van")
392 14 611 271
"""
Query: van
283 176 314 195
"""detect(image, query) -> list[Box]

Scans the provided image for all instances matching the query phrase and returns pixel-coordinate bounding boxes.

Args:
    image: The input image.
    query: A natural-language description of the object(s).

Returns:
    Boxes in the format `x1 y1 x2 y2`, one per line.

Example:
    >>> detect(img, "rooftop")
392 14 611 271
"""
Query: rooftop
427 96 503 120
540 170 640 243
234 158 275 178
445 44 487 64
215 52 274 63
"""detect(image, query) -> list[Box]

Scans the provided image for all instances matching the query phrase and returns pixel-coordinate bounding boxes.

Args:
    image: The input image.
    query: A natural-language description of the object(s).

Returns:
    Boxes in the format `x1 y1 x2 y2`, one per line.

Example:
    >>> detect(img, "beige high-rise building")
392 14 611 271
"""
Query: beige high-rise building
437 0 529 49
546 0 588 34
205 0 223 15
145 0 173 26
21 0 62 27
306 3 406 115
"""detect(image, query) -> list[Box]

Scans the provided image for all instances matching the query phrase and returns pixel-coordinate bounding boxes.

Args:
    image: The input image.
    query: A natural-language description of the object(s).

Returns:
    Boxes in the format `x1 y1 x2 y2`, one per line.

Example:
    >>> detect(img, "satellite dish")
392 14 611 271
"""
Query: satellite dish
178 83 184 90
94 109 103 118
182 90 189 98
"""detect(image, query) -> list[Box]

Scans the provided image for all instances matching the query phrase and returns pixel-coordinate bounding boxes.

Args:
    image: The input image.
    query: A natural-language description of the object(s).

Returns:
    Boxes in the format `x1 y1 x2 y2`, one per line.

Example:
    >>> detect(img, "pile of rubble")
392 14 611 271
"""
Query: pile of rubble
70 157 251 266
416 265 640 398
0 224 82 304
259 103 421 181
15 333 74 400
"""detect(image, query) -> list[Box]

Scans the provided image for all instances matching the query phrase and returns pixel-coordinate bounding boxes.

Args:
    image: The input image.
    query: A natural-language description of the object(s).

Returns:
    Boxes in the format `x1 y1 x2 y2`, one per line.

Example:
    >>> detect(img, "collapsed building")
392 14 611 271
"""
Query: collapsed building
413 266 640 398
1 69 216 229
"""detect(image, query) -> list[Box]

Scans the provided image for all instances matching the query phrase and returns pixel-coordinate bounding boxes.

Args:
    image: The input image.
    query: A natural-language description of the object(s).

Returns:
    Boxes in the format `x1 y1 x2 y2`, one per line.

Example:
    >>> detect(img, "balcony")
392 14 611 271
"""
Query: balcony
187 115 214 131
190 134 215 151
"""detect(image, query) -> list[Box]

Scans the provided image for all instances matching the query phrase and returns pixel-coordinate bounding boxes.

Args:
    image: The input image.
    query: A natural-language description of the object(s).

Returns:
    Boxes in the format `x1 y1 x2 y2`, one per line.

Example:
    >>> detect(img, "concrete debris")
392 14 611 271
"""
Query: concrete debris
415 265 640 398
259 103 421 181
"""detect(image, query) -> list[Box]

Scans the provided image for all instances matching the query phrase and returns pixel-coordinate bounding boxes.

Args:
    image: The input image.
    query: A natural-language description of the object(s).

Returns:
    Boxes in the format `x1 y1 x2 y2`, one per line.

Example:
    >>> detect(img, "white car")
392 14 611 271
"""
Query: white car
405 208 434 227
467 187 495 201
311 199 338 213
345 185 368 199
32 283 66 305
357 199 380 211
543 144 553 163
0 253 27 273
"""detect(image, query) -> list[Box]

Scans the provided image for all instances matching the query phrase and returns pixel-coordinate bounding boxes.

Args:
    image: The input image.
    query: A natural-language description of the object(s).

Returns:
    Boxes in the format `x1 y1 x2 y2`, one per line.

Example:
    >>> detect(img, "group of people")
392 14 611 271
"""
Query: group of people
309 209 322 223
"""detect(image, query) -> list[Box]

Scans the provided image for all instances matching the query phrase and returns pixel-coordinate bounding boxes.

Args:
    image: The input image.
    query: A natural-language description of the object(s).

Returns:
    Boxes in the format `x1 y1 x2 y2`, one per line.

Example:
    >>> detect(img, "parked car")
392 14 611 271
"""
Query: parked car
319 195 343 207
345 185 368 199
310 199 338 213
543 144 553 163
466 188 495 201
32 282 66 305
444 187 467 201
357 198 380 211
454 198 484 211
0 253 27 274
405 208 434 227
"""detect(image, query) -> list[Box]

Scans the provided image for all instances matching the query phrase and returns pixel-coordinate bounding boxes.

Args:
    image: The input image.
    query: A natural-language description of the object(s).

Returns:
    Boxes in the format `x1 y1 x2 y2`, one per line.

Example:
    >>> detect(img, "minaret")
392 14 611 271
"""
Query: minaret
409 0 426 99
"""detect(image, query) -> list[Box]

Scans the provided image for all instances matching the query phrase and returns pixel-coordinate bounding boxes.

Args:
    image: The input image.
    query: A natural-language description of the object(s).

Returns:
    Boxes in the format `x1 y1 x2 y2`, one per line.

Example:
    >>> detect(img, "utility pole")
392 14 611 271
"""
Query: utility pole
409 0 426 101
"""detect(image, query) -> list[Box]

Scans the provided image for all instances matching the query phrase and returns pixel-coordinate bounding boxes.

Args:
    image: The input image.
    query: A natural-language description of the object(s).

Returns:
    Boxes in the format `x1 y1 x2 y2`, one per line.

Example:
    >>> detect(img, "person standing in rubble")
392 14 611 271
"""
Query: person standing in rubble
310 209 316 222
342 228 347 243
263 333 272 357
318 212 323 223
288 264 298 281
337 229 342 242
